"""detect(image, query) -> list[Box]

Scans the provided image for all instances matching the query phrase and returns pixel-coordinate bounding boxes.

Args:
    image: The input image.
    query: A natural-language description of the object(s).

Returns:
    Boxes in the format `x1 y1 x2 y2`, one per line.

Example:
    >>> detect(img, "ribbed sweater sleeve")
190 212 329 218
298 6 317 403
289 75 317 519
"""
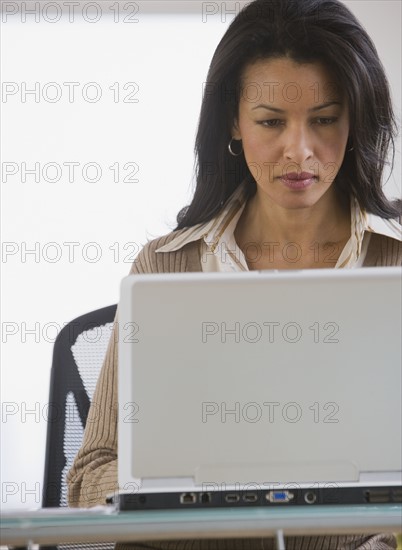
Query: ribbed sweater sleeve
66 234 186 507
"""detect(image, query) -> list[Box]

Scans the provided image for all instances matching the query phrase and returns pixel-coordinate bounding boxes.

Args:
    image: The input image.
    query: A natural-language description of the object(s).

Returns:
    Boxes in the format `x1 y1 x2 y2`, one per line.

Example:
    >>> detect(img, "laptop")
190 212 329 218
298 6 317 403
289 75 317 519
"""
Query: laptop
113 267 402 510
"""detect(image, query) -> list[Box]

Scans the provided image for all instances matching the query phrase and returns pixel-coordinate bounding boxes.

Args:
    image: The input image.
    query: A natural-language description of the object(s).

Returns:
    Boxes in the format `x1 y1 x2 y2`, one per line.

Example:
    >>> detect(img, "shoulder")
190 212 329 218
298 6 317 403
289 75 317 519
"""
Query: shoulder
361 206 402 266
129 228 202 274
364 232 402 266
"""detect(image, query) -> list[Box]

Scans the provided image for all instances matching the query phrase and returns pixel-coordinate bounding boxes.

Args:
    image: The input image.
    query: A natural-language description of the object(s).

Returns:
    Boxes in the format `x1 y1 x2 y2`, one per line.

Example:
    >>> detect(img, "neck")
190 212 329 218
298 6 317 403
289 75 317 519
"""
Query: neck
235 188 351 249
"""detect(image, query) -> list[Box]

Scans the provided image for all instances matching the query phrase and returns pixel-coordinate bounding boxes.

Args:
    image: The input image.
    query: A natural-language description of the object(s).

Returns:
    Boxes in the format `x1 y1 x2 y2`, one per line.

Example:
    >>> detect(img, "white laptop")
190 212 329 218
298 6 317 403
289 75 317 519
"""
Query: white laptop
114 267 402 510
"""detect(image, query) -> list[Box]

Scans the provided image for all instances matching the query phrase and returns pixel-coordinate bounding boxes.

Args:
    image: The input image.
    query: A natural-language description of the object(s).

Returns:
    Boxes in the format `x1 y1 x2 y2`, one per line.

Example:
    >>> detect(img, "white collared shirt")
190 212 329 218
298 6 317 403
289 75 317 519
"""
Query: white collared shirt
156 182 402 272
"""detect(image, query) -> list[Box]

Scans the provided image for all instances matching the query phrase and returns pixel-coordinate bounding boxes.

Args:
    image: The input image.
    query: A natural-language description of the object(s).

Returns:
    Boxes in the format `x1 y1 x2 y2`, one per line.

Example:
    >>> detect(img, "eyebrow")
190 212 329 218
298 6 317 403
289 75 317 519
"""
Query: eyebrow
251 101 342 113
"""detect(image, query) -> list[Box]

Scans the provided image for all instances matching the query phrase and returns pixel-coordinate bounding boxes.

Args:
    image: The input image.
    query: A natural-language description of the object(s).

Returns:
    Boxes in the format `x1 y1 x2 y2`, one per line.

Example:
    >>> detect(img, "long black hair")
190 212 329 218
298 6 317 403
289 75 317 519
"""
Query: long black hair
176 0 400 229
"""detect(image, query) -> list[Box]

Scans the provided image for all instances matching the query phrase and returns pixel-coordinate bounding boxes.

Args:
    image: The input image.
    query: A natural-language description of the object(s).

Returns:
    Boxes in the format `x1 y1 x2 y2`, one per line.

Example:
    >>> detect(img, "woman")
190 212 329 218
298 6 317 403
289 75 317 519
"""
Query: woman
67 0 401 548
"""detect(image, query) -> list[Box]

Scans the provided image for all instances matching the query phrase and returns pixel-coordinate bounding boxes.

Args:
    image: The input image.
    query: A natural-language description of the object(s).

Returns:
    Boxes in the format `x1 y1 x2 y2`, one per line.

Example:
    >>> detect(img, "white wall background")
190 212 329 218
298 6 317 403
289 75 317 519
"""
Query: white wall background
1 0 401 510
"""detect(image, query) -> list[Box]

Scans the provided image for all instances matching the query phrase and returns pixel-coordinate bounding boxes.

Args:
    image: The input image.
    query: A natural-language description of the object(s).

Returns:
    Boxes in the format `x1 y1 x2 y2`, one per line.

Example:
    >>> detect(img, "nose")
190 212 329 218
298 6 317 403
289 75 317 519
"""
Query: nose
283 124 314 163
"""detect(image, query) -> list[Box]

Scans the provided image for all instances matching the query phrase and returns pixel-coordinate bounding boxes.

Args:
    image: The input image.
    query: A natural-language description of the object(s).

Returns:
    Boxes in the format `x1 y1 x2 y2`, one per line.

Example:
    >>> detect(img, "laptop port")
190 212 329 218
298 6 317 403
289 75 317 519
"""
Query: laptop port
243 493 258 503
304 492 317 504
200 492 211 504
266 491 294 503
365 490 390 503
180 492 196 504
225 493 240 503
392 489 402 503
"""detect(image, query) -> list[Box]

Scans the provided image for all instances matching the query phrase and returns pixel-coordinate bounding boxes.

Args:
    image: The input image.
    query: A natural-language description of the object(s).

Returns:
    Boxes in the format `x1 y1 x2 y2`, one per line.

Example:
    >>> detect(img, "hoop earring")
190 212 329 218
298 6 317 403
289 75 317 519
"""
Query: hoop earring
347 146 354 152
228 137 243 156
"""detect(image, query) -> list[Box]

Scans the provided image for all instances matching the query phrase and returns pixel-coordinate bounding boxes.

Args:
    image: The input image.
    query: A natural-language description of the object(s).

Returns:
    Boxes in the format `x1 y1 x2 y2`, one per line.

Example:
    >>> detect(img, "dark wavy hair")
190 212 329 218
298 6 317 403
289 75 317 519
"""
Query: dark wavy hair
176 0 400 229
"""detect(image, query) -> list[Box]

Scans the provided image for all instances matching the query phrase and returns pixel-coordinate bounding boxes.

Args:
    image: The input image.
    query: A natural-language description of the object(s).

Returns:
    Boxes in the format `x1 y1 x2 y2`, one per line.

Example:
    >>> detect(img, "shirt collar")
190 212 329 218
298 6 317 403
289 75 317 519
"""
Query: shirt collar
155 182 402 254
364 209 402 241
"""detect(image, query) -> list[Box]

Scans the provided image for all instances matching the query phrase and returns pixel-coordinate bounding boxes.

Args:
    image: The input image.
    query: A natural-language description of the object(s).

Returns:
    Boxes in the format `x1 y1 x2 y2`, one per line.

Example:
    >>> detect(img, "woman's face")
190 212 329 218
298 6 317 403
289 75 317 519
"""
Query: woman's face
232 57 350 210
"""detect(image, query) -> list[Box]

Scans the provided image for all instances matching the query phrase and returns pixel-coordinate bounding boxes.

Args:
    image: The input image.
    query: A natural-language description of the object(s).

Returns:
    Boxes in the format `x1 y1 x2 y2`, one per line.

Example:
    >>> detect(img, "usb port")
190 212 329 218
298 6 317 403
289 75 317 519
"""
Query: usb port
266 491 294 503
243 493 258 503
365 490 390 503
225 493 240 503
180 492 196 504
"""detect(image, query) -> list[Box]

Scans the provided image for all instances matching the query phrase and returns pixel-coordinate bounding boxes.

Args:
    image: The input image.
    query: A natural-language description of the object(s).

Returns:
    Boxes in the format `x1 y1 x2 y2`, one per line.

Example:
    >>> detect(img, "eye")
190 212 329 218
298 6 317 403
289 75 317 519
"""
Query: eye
258 119 284 128
315 117 338 125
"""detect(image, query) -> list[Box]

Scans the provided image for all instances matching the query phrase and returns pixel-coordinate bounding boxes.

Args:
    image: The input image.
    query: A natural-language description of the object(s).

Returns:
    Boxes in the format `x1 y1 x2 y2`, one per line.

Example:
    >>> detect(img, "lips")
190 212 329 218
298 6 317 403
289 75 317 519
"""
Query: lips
280 172 317 190
283 172 315 180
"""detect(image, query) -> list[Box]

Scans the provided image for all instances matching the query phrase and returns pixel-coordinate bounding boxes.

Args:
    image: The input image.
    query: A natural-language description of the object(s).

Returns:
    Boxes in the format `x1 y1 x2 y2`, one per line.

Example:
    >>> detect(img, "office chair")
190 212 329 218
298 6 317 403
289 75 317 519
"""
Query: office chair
42 304 117 550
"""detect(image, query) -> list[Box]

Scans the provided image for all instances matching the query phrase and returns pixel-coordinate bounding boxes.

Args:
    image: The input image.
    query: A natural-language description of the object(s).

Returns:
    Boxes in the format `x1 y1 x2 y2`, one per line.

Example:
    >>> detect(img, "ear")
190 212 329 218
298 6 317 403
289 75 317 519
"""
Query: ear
231 118 241 140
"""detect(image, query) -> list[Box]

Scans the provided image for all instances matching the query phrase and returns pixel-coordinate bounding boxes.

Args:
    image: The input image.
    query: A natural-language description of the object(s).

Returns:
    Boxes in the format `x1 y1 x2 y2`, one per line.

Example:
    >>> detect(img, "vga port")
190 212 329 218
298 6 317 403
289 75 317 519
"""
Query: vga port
266 490 294 503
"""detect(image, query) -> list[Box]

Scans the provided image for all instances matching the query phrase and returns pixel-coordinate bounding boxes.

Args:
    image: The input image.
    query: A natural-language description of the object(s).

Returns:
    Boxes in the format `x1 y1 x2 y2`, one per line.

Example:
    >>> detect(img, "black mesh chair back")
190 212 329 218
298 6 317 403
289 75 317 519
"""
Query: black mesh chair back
42 304 117 550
